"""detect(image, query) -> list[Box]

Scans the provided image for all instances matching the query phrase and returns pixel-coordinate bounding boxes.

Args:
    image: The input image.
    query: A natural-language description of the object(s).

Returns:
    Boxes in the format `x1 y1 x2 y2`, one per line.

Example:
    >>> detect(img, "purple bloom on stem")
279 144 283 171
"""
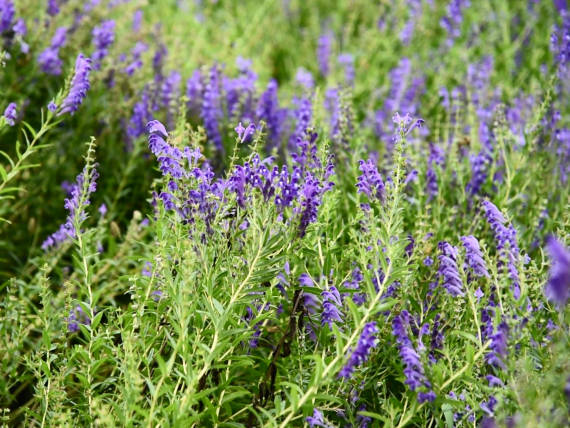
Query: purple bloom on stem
356 158 385 202
306 408 331 428
67 305 91 333
92 20 115 69
438 242 464 297
321 286 343 330
13 17 25 35
0 0 14 33
461 235 489 277
324 88 340 139
42 165 99 251
317 31 332 77
482 201 521 299
486 375 504 387
186 69 203 115
392 311 435 401
338 53 355 85
289 96 313 152
339 322 378 379
486 321 508 369
133 9 143 32
545 236 570 307
37 26 68 75
47 0 60 16
201 65 224 153
480 396 498 416
257 79 286 152
3 102 17 126
295 67 314 91
58 54 92 116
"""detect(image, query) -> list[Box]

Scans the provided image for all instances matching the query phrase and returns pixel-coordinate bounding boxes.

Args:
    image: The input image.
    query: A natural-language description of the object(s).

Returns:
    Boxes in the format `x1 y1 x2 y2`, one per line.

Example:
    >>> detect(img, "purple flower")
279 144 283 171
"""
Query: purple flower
42 165 99 251
67 305 91 333
37 27 68 75
127 87 151 142
321 286 343 330
338 53 355 85
133 9 143 32
47 0 60 16
306 408 331 428
486 375 504 387
426 144 444 200
486 321 509 369
344 267 366 305
392 311 435 401
324 88 340 139
98 203 107 217
482 201 521 299
544 236 570 307
58 54 92 116
235 122 256 143
438 242 464 297
480 395 498 416
0 0 14 33
3 102 17 126
201 65 224 153
295 67 314 91
13 17 25 35
356 159 385 203
440 0 470 47
186 69 203 115
461 235 489 277
466 149 492 196
317 31 332 77
92 20 115 69
289 96 313 152
256 79 286 152
297 172 333 237
339 322 378 379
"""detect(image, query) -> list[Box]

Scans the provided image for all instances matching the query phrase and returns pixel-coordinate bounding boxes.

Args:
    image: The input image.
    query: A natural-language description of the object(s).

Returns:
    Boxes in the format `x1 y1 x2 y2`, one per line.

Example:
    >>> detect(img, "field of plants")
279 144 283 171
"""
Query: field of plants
0 0 569 426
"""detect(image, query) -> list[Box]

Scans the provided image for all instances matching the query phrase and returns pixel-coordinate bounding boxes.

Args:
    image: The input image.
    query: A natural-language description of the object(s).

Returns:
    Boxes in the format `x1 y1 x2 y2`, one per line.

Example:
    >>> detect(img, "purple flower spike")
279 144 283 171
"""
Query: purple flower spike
356 158 385 202
486 322 509 369
545 237 570 307
392 311 435 401
67 305 91 333
339 322 378 379
58 54 92 116
42 165 99 251
461 235 489 277
92 20 115 69
482 201 520 299
306 408 332 428
47 0 60 16
3 102 17 126
0 0 14 33
317 31 332 77
438 242 464 297
321 286 344 330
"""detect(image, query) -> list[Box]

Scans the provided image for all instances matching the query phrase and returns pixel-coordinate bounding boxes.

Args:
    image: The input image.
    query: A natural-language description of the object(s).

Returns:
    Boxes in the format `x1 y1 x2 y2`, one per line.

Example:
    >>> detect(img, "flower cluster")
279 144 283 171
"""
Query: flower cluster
3 102 16 126
437 241 464 297
545 237 570 307
57 54 92 116
356 158 385 205
461 235 489 278
42 164 99 251
321 286 343 330
38 26 68 75
392 311 436 403
92 20 115 69
482 201 521 299
339 322 378 379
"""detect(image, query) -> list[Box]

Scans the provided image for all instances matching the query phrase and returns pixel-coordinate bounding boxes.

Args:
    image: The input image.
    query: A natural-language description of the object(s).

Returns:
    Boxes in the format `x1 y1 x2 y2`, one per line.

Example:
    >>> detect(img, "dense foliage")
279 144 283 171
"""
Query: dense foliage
1 0 569 426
